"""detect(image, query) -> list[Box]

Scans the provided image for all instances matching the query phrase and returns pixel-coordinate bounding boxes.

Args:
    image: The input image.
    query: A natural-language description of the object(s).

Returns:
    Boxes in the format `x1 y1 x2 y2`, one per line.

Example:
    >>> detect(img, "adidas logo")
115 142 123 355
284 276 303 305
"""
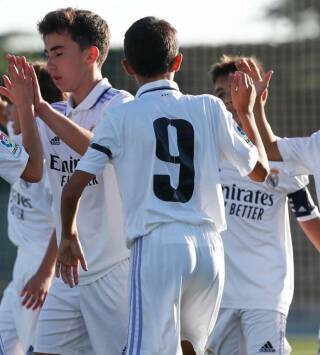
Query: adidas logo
259 341 276 352
50 136 60 145
298 206 307 213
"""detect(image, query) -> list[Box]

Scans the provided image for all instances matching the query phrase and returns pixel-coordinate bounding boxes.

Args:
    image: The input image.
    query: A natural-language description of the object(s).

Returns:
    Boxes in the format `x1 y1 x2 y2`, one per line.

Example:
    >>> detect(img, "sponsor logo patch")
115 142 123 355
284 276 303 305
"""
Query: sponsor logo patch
0 131 22 158
259 341 276 352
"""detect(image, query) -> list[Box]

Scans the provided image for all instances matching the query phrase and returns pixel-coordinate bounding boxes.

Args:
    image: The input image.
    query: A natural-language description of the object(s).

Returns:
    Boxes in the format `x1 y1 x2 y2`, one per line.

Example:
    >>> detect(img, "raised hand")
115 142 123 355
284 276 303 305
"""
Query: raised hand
0 55 34 107
55 231 88 288
236 58 273 102
231 71 256 115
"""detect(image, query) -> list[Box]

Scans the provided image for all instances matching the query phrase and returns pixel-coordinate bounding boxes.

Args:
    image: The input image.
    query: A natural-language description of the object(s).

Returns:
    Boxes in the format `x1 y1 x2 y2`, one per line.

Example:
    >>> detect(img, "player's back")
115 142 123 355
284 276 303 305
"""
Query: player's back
87 80 258 246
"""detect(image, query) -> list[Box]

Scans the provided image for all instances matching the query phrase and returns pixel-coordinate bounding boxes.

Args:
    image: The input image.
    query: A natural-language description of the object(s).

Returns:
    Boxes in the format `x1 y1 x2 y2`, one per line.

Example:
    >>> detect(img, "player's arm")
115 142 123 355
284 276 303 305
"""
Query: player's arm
21 230 57 310
288 187 320 252
0 97 8 127
231 71 269 182
236 58 282 161
57 171 92 287
7 54 92 155
0 56 43 182
29 60 93 156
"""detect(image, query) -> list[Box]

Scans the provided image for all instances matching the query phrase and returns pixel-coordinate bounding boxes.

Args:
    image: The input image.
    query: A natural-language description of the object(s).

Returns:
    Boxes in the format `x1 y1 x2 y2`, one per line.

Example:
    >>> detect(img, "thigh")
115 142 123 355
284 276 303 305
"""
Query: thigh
0 283 24 355
206 309 242 355
81 258 129 355
181 229 225 353
241 310 291 355
126 227 195 355
34 278 93 355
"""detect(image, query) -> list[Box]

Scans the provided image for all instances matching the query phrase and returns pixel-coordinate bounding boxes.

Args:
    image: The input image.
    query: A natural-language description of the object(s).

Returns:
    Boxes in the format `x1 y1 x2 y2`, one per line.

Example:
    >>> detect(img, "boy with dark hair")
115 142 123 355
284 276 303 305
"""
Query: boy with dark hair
1 7 132 355
205 55 320 355
57 16 269 354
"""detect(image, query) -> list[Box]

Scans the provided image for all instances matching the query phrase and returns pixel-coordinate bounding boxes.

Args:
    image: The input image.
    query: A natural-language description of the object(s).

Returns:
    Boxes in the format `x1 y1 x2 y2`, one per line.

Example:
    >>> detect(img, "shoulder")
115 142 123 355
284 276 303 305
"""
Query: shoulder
51 101 67 114
107 89 134 107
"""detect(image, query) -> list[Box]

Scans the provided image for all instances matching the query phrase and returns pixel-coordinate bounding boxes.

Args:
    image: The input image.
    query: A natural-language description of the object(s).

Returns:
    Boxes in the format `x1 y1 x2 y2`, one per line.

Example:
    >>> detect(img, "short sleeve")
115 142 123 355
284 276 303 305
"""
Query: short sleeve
214 99 258 176
277 133 320 176
76 109 121 176
0 130 29 184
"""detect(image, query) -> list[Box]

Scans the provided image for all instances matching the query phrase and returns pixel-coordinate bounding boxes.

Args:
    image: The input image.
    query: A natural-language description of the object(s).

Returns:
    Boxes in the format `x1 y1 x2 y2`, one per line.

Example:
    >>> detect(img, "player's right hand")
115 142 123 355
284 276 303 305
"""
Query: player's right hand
231 71 256 115
56 235 88 288
235 58 273 104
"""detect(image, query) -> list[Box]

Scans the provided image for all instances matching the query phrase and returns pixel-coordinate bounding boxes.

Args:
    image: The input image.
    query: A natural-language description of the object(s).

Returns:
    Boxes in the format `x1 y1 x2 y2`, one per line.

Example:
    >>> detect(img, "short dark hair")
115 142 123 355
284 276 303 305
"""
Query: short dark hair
38 7 110 66
210 54 265 85
124 16 179 77
33 61 66 103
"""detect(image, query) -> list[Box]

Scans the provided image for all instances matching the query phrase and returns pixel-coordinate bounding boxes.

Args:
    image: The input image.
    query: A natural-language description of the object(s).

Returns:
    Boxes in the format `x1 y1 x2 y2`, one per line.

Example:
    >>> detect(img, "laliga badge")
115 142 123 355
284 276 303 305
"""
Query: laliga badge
0 131 22 157
266 168 279 188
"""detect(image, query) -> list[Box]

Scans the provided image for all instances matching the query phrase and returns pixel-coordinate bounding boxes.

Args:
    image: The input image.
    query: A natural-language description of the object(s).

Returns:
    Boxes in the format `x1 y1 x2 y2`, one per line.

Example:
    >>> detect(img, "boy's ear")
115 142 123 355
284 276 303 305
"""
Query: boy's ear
171 53 183 73
86 46 100 66
121 59 136 76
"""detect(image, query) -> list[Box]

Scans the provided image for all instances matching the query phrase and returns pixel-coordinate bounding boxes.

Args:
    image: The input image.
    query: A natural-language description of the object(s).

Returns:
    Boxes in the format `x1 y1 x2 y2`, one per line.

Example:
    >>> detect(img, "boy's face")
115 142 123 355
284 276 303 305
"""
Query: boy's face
213 73 239 124
44 32 89 93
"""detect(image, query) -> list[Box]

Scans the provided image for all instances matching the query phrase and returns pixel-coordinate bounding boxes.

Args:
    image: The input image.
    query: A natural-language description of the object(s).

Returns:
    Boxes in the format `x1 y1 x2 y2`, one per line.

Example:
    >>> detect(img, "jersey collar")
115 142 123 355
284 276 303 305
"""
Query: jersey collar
136 79 179 98
66 78 112 116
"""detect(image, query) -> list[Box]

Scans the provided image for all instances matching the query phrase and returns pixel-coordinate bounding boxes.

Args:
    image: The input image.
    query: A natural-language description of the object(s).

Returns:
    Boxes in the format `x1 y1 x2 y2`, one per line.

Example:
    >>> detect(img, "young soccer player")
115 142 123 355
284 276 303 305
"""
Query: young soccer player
0 58 43 183
57 16 269 355
205 55 320 355
1 8 132 355
0 62 62 355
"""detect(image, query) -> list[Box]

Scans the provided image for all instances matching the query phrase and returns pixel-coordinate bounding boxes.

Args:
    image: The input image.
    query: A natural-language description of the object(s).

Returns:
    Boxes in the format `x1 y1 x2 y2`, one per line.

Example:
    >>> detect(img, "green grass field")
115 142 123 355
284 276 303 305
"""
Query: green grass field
289 336 317 355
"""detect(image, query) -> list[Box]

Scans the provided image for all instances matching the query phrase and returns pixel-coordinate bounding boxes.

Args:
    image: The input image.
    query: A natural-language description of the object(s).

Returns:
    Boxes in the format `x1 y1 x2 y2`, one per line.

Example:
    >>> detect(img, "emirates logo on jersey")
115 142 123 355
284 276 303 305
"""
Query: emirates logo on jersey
266 168 279 188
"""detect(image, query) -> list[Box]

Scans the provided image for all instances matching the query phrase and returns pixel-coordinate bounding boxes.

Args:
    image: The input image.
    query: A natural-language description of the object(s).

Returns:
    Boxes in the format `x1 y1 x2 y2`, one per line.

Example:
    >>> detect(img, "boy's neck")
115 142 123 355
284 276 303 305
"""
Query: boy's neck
136 72 174 86
71 71 103 107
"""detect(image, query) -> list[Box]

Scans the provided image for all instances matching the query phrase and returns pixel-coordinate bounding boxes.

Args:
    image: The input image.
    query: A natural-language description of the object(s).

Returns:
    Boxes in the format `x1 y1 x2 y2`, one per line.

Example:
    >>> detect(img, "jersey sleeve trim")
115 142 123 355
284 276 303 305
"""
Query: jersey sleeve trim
91 143 112 159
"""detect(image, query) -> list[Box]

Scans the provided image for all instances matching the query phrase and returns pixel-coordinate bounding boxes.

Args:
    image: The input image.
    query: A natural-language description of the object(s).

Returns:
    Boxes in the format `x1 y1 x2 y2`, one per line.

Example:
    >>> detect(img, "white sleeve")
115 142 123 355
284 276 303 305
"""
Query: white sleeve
0 130 29 184
214 99 258 176
76 109 121 176
277 134 320 176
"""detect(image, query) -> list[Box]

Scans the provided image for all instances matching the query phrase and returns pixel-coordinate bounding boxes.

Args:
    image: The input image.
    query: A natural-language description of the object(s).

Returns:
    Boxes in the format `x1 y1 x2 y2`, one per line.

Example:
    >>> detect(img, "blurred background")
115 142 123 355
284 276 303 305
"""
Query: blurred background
0 0 319 353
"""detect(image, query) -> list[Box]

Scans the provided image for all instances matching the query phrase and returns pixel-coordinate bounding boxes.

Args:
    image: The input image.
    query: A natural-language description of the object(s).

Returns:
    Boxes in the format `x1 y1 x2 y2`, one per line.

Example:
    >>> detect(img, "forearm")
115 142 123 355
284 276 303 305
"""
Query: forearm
61 178 82 240
37 230 58 277
18 104 43 182
38 102 93 155
298 218 320 252
238 110 269 180
253 99 282 161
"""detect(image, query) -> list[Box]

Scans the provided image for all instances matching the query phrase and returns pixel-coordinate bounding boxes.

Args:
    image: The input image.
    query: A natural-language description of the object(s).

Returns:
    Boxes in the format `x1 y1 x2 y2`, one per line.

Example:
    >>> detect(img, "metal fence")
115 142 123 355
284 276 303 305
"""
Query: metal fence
0 39 319 333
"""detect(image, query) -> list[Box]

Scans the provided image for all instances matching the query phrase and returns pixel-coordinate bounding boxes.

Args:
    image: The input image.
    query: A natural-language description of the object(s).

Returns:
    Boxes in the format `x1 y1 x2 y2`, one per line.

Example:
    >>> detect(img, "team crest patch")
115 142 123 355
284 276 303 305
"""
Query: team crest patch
235 125 253 146
266 168 279 188
0 131 22 158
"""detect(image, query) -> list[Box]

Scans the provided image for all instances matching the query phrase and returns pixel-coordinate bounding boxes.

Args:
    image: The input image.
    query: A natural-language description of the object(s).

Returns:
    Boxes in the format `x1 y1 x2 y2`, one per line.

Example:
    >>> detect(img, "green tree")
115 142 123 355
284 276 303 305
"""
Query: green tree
267 0 320 29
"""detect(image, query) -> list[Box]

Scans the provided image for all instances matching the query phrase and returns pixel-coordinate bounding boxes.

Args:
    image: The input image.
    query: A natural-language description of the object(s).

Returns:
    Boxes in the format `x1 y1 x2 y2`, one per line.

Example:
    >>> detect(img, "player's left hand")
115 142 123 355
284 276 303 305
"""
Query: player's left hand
235 58 273 104
56 234 88 288
21 271 53 310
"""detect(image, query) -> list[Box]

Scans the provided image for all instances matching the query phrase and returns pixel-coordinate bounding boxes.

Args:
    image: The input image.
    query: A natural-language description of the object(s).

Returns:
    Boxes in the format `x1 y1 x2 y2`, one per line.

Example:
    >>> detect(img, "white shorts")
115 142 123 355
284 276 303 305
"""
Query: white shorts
34 258 129 355
0 247 44 355
125 222 225 355
206 308 291 355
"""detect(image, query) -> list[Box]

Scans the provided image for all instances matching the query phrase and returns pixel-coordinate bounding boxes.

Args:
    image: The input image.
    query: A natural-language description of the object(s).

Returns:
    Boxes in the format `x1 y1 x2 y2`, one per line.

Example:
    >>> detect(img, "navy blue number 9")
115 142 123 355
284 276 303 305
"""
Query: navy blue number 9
153 117 195 203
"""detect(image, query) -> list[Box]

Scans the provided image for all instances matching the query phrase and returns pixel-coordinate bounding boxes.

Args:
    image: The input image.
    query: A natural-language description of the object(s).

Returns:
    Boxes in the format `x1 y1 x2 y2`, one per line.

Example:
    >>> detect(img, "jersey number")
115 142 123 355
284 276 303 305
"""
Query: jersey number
153 118 195 203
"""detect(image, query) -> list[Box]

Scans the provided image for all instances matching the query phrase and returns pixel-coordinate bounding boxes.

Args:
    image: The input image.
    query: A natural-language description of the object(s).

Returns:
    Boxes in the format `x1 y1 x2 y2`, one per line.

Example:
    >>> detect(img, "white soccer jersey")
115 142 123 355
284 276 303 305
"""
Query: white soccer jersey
277 133 320 203
0 129 28 184
6 122 54 256
77 79 258 247
37 78 132 285
219 160 308 315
